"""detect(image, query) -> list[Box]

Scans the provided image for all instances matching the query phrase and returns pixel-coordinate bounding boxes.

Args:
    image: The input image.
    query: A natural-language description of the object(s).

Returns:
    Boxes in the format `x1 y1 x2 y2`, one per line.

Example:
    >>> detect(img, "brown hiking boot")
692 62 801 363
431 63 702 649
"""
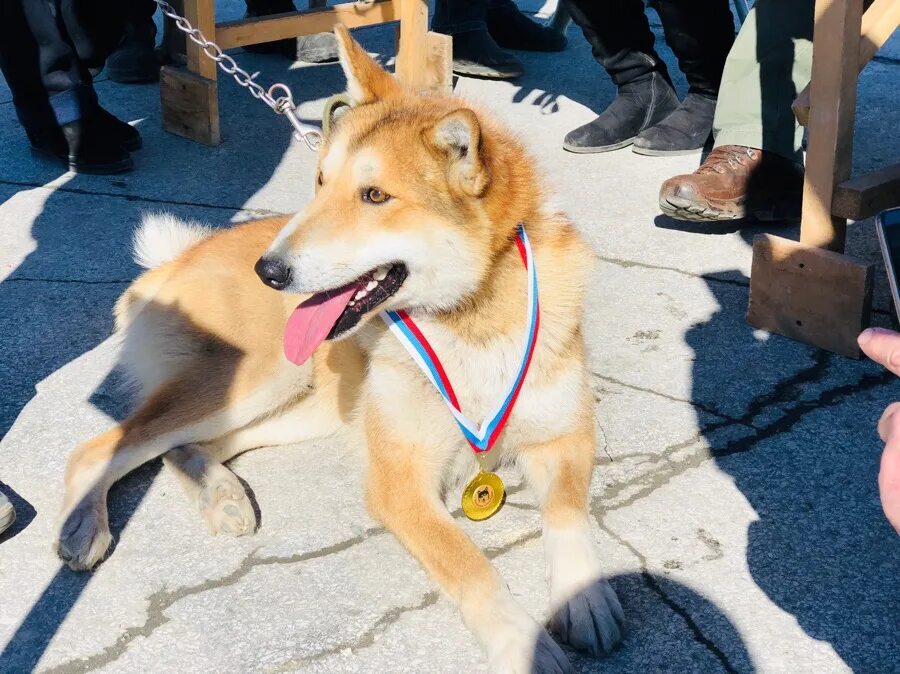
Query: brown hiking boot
658 145 805 222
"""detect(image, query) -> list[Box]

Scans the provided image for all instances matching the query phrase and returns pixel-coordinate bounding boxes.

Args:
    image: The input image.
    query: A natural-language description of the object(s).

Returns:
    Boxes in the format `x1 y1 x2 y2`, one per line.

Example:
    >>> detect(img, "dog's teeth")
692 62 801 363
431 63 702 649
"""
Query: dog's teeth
366 281 378 291
374 267 388 281
354 290 366 301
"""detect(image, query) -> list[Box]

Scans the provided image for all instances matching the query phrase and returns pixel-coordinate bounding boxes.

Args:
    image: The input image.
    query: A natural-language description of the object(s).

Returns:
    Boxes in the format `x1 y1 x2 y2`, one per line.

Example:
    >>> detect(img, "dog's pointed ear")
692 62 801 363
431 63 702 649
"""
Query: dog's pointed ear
426 109 488 197
334 25 401 105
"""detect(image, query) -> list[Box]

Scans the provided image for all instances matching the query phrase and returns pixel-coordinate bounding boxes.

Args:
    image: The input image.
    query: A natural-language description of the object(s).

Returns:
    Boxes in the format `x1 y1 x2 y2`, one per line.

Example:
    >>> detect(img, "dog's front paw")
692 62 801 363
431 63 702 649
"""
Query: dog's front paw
199 469 256 537
550 579 624 656
56 500 112 571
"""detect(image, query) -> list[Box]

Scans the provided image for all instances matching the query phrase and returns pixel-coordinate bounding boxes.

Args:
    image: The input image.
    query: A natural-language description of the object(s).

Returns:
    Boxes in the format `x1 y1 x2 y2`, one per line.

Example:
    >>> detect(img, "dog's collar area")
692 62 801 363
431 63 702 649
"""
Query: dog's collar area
327 263 409 339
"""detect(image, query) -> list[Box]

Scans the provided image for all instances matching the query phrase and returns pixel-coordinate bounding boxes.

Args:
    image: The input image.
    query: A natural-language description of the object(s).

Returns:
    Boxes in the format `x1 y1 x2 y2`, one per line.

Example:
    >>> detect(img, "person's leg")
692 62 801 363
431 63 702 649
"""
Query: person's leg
562 0 679 153
633 0 735 155
107 0 160 83
0 0 134 174
433 0 523 79
658 0 814 222
484 0 566 53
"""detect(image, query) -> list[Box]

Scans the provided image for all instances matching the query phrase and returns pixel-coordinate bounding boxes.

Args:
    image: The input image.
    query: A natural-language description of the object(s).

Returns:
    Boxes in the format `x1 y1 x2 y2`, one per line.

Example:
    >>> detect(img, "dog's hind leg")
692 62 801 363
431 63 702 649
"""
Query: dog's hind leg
57 359 307 570
519 420 625 657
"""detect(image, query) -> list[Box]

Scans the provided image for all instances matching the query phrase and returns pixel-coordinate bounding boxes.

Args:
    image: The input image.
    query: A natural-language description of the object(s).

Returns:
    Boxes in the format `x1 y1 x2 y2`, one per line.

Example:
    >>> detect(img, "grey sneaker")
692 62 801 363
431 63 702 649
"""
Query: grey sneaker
0 491 15 537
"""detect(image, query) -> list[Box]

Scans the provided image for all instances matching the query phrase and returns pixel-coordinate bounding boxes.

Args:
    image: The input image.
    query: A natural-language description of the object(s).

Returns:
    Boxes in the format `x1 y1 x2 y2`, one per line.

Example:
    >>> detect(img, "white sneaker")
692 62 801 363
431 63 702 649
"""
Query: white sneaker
0 491 15 537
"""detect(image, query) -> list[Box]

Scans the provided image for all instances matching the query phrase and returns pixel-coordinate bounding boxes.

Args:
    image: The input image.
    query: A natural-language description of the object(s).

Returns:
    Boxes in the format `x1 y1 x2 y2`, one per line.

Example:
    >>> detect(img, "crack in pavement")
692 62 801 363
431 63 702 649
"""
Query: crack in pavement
596 519 739 674
595 255 750 290
3 276 131 285
265 528 543 670
593 373 739 424
40 527 386 674
0 178 284 216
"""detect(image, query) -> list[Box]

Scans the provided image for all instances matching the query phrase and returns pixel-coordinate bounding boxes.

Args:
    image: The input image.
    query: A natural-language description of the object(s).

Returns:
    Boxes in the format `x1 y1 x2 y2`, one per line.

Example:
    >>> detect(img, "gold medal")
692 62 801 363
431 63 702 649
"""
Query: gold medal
461 471 505 521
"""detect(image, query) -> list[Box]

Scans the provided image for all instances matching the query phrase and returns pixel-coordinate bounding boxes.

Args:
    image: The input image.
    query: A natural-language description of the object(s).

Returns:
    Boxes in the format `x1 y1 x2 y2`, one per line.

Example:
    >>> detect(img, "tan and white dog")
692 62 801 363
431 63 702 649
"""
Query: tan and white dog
57 27 624 672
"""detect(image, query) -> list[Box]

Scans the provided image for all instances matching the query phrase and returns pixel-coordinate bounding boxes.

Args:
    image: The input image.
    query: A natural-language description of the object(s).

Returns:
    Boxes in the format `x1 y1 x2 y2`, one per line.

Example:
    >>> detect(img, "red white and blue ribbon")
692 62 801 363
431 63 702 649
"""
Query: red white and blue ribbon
380 225 540 454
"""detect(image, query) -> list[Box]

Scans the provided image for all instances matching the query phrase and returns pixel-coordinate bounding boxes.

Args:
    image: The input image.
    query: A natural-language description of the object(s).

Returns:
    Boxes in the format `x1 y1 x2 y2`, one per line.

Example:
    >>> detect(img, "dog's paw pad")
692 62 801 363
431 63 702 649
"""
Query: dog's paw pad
551 580 624 656
200 474 256 537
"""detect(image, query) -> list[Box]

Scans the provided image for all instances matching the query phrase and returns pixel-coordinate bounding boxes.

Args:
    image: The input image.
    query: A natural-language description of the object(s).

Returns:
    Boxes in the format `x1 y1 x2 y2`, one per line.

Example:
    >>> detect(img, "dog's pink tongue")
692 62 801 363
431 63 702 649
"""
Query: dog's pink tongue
284 284 358 365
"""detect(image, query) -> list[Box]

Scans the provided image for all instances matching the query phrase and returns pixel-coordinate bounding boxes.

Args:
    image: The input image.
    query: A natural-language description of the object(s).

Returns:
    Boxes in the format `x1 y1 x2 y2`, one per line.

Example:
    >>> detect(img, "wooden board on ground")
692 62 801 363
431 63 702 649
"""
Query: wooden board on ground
747 234 874 358
833 162 900 220
160 66 221 146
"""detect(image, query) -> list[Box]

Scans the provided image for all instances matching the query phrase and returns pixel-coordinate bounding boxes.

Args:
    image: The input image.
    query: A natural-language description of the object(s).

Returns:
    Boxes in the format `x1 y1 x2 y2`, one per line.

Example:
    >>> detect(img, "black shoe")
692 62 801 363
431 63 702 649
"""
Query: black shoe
296 32 339 63
563 71 679 153
632 93 716 156
31 116 133 174
107 18 160 83
451 30 523 79
97 107 142 152
486 3 566 52
245 0 297 57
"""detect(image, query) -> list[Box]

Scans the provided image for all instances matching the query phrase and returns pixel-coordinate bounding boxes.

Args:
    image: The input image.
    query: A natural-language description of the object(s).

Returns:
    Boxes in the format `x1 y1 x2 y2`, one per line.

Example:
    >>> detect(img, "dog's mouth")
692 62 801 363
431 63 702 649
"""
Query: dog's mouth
284 263 408 365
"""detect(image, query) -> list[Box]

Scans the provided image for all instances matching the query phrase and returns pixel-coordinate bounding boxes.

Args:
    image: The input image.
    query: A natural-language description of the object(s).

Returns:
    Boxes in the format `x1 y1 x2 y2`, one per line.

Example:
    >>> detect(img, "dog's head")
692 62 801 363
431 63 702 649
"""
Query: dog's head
257 27 540 365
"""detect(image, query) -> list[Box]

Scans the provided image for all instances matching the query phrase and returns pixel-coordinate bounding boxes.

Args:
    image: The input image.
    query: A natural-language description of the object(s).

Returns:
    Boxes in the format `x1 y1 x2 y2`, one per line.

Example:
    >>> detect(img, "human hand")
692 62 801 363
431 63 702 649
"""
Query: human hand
857 328 900 533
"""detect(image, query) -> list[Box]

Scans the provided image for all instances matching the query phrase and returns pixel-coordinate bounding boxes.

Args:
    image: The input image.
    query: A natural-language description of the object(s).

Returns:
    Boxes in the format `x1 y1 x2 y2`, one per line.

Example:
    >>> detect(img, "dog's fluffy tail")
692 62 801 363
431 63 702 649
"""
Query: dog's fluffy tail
133 212 214 269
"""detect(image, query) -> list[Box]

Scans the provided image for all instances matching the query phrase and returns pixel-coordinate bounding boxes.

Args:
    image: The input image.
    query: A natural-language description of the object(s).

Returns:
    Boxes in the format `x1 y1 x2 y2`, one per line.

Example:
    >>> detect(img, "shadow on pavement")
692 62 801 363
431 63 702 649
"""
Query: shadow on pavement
686 274 900 671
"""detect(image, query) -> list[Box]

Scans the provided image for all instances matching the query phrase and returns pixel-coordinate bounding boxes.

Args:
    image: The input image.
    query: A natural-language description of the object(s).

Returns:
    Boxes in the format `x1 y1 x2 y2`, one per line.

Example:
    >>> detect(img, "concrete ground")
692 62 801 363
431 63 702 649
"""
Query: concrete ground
1 2 899 672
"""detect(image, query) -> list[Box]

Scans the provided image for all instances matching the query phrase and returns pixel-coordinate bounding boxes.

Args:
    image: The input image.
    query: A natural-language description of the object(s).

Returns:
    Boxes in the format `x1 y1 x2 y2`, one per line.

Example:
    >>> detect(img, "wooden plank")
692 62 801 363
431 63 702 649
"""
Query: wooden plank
747 234 873 358
184 0 217 80
798 0 863 252
793 0 899 126
216 2 398 50
425 31 453 93
160 66 221 146
832 162 900 219
395 0 429 89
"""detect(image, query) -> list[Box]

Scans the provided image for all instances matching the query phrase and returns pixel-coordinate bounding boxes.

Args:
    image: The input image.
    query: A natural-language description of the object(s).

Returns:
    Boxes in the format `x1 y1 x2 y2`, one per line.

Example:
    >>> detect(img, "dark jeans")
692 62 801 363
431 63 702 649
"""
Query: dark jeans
0 0 126 136
563 0 735 96
432 0 515 35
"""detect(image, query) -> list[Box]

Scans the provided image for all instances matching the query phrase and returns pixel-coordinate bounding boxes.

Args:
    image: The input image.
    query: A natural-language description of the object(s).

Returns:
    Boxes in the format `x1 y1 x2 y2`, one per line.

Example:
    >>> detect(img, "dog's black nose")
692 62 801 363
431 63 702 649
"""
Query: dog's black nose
255 257 292 290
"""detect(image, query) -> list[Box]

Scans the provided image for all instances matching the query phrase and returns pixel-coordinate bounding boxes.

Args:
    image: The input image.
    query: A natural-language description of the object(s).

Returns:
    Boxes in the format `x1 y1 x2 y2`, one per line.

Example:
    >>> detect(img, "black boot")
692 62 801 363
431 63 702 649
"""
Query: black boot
632 92 716 156
451 30 523 79
563 71 679 153
31 114 133 174
486 2 566 52
245 0 297 57
97 107 142 152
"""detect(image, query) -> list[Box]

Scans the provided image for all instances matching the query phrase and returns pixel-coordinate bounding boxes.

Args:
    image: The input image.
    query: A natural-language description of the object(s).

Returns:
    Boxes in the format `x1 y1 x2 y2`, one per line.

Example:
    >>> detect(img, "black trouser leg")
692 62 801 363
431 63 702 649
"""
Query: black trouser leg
653 0 735 97
432 0 488 34
562 0 669 86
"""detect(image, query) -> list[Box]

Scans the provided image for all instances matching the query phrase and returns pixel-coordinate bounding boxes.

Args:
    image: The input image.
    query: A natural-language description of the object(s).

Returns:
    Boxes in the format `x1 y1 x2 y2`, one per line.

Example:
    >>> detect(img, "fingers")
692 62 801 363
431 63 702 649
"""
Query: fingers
877 402 900 442
858 328 900 376
879 438 900 534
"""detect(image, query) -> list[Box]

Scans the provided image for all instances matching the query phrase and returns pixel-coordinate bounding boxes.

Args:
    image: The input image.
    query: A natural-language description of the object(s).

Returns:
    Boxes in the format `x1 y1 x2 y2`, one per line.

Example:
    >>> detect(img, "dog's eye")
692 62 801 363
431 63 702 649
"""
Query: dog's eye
362 187 390 204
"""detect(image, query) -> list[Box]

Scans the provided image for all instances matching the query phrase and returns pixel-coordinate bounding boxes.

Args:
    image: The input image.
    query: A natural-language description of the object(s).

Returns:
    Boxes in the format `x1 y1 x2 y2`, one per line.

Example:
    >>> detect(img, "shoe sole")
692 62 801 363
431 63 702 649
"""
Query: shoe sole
632 145 704 157
0 502 15 537
452 63 523 80
659 194 801 223
562 136 636 154
30 147 134 175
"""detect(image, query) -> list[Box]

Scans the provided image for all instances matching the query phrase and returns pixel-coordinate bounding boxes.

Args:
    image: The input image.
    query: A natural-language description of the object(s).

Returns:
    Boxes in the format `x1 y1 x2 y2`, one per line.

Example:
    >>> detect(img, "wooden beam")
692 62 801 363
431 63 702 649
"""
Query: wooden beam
395 0 429 89
832 162 900 219
185 0 217 80
216 1 398 50
747 234 873 358
793 0 899 126
425 31 453 93
160 66 221 145
799 0 863 252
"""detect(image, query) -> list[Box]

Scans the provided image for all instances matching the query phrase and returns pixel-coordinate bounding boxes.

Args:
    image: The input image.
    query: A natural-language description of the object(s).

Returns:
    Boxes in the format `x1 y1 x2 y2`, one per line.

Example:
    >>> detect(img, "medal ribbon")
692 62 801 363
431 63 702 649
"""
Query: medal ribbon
380 225 540 454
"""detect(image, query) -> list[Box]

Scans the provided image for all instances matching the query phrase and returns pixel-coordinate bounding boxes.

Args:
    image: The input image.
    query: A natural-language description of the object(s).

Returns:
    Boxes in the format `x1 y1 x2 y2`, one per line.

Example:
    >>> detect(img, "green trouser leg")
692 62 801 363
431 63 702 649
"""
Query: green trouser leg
712 0 815 163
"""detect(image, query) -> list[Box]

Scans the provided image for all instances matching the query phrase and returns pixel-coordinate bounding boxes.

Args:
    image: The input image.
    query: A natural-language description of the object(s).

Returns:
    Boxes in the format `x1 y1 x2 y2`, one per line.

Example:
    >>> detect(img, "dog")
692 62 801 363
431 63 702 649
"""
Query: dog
57 27 624 672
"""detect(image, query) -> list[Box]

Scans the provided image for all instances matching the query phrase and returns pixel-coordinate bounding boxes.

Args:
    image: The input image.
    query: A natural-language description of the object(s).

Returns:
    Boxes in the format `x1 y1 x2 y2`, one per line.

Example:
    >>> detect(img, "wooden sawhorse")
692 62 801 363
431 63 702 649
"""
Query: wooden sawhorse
748 0 900 357
160 0 451 145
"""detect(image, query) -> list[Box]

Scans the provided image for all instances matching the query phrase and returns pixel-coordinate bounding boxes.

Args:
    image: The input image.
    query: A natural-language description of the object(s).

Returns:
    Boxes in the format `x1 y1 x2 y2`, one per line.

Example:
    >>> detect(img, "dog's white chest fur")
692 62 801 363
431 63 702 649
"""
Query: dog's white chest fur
364 315 584 460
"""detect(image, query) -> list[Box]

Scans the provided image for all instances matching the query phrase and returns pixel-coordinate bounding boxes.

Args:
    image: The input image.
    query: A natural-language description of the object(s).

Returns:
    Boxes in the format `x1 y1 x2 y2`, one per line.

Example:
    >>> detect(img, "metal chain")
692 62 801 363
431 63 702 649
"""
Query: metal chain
153 0 323 151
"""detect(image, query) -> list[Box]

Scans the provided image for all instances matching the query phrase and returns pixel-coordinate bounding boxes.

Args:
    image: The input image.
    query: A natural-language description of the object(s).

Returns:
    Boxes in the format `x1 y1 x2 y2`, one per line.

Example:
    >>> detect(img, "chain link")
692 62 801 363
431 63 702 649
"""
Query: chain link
154 0 323 150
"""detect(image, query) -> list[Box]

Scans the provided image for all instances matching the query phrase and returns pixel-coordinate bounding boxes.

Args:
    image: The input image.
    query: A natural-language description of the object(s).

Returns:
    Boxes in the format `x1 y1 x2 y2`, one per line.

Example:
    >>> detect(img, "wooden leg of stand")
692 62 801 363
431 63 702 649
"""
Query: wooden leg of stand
161 0 221 145
395 0 429 90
